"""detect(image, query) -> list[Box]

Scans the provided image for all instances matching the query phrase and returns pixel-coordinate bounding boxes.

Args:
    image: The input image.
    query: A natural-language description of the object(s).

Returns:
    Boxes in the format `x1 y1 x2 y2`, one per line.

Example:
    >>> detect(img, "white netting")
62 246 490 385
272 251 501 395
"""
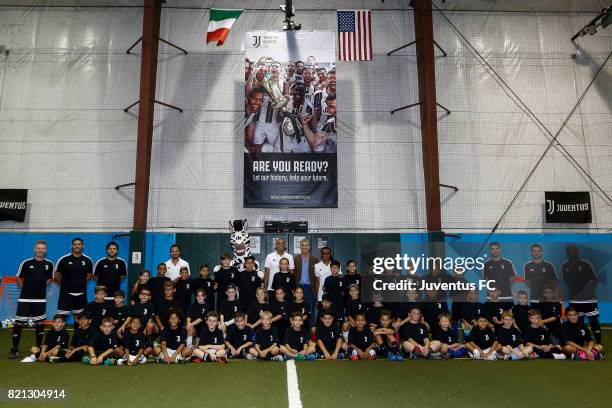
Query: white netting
0 3 610 232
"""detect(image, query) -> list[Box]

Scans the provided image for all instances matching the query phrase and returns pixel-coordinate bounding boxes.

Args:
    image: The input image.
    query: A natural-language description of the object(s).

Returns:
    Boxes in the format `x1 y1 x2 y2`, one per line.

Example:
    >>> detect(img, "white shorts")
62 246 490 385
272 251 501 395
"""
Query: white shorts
254 122 280 151
158 349 185 363
469 347 497 360
119 354 146 365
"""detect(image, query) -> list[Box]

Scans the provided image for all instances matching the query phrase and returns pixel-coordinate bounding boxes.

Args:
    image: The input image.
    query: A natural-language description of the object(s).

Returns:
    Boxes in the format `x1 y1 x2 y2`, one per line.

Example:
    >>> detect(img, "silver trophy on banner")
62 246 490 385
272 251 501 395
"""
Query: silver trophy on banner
261 78 306 149
261 79 289 112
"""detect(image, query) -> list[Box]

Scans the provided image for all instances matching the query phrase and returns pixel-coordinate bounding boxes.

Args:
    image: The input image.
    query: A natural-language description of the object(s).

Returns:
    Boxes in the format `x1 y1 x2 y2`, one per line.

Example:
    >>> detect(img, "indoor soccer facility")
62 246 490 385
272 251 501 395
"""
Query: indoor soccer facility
0 1 611 407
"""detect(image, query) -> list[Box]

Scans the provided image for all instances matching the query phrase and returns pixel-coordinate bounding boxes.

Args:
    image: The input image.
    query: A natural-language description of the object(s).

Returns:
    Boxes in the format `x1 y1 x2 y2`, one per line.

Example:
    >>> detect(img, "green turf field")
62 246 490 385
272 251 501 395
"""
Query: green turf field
0 330 610 408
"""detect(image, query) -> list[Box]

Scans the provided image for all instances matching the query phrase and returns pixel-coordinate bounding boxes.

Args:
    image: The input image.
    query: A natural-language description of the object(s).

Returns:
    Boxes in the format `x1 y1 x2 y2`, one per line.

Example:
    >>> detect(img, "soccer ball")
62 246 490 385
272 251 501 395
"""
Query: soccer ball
2 319 14 329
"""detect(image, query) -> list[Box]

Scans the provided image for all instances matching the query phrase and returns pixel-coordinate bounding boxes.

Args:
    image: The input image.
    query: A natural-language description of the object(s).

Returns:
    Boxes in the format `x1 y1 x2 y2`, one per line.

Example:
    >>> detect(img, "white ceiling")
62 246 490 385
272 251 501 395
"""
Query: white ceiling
0 0 607 13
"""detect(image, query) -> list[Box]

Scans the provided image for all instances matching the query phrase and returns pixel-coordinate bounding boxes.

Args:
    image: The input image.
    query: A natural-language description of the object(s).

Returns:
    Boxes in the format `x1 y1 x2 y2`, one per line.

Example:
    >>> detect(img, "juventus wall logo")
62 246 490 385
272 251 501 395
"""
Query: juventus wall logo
546 199 555 215
252 35 261 48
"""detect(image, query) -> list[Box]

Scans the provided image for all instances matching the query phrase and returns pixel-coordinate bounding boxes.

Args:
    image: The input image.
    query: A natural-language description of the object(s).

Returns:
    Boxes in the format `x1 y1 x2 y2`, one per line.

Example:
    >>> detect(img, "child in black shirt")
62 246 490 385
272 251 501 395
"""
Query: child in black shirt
29 315 69 362
465 315 499 360
225 312 254 359
280 312 316 360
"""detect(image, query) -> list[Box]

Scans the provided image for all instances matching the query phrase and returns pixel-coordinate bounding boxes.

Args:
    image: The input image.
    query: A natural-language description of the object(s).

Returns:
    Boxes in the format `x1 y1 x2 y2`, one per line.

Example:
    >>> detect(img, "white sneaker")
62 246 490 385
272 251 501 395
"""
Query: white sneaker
246 354 256 360
21 355 37 363
271 355 284 361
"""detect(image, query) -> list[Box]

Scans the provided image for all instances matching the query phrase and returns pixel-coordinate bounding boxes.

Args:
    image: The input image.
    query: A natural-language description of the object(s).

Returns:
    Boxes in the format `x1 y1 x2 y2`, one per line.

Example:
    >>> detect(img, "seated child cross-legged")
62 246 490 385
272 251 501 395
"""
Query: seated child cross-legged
560 306 604 361
465 315 499 360
86 316 123 365
29 314 69 363
61 312 96 362
347 313 377 361
193 311 227 364
250 311 283 361
280 312 317 360
523 309 566 360
430 312 467 358
399 306 430 360
117 317 151 365
154 310 192 364
374 309 403 361
315 310 344 360
225 312 254 359
496 311 532 360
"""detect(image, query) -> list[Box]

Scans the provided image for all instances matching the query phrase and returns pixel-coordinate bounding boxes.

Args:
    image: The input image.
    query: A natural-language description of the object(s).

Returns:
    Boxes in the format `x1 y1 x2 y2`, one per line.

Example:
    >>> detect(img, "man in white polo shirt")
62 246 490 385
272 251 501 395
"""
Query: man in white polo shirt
164 244 190 281
263 238 295 297
314 246 334 303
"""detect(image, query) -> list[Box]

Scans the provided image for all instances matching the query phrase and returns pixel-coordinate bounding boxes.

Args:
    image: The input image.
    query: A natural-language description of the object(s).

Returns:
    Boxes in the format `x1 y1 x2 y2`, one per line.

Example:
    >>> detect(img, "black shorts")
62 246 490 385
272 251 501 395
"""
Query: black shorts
15 301 46 323
67 349 86 361
228 348 251 359
57 292 87 315
569 302 599 317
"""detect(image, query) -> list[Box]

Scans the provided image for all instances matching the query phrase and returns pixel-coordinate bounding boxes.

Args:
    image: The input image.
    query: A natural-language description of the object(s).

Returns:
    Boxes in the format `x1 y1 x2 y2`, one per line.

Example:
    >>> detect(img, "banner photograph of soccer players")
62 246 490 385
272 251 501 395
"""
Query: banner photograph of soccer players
244 31 338 208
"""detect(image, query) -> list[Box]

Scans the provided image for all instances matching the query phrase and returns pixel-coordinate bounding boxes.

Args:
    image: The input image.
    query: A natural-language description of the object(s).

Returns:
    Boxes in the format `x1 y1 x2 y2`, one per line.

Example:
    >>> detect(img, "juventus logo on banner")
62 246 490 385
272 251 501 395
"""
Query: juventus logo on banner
0 189 27 222
545 191 592 223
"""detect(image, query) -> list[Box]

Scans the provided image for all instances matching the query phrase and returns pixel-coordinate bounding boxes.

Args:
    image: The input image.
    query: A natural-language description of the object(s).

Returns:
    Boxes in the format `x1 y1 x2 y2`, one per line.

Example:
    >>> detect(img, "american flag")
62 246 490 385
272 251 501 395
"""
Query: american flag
337 10 372 61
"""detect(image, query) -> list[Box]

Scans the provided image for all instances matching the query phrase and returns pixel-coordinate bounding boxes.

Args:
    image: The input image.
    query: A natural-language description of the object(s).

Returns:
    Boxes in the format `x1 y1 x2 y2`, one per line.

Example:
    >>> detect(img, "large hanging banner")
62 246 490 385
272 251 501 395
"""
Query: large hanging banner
244 31 337 208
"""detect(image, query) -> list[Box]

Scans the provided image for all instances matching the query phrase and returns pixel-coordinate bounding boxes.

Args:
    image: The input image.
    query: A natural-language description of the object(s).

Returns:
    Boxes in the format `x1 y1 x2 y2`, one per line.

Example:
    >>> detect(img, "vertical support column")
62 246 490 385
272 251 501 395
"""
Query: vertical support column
130 0 161 288
133 0 161 231
413 0 443 254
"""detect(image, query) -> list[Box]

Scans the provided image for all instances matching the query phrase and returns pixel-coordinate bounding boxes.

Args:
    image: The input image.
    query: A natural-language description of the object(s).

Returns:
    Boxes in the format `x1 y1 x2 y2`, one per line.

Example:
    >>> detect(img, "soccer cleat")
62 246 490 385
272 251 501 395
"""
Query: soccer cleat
82 356 91 365
191 357 203 363
510 354 521 361
592 349 603 361
48 356 61 363
577 350 588 360
21 355 37 363
271 355 284 362
8 348 19 360
529 352 538 359
305 354 317 361
117 358 126 366
336 352 345 360
295 354 306 361
394 352 404 361
350 354 359 361
367 354 377 360
387 353 396 361
246 354 257 361
103 358 115 366
429 352 442 360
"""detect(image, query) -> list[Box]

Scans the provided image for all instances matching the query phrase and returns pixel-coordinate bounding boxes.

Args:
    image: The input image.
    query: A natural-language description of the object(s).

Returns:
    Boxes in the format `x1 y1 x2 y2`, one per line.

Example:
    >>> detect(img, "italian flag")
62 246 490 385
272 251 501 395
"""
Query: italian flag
206 9 243 46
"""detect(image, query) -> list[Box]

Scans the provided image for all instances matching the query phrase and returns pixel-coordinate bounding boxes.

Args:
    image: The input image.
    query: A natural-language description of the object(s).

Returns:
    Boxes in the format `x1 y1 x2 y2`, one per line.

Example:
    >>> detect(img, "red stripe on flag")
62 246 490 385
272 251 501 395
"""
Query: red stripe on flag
338 30 342 60
352 29 356 61
367 11 372 60
357 11 361 60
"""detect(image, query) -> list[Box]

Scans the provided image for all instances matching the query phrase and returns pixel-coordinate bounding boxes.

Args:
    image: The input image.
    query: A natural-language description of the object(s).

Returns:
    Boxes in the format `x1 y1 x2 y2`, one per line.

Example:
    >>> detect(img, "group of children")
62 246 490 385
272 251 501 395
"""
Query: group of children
25 254 605 364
